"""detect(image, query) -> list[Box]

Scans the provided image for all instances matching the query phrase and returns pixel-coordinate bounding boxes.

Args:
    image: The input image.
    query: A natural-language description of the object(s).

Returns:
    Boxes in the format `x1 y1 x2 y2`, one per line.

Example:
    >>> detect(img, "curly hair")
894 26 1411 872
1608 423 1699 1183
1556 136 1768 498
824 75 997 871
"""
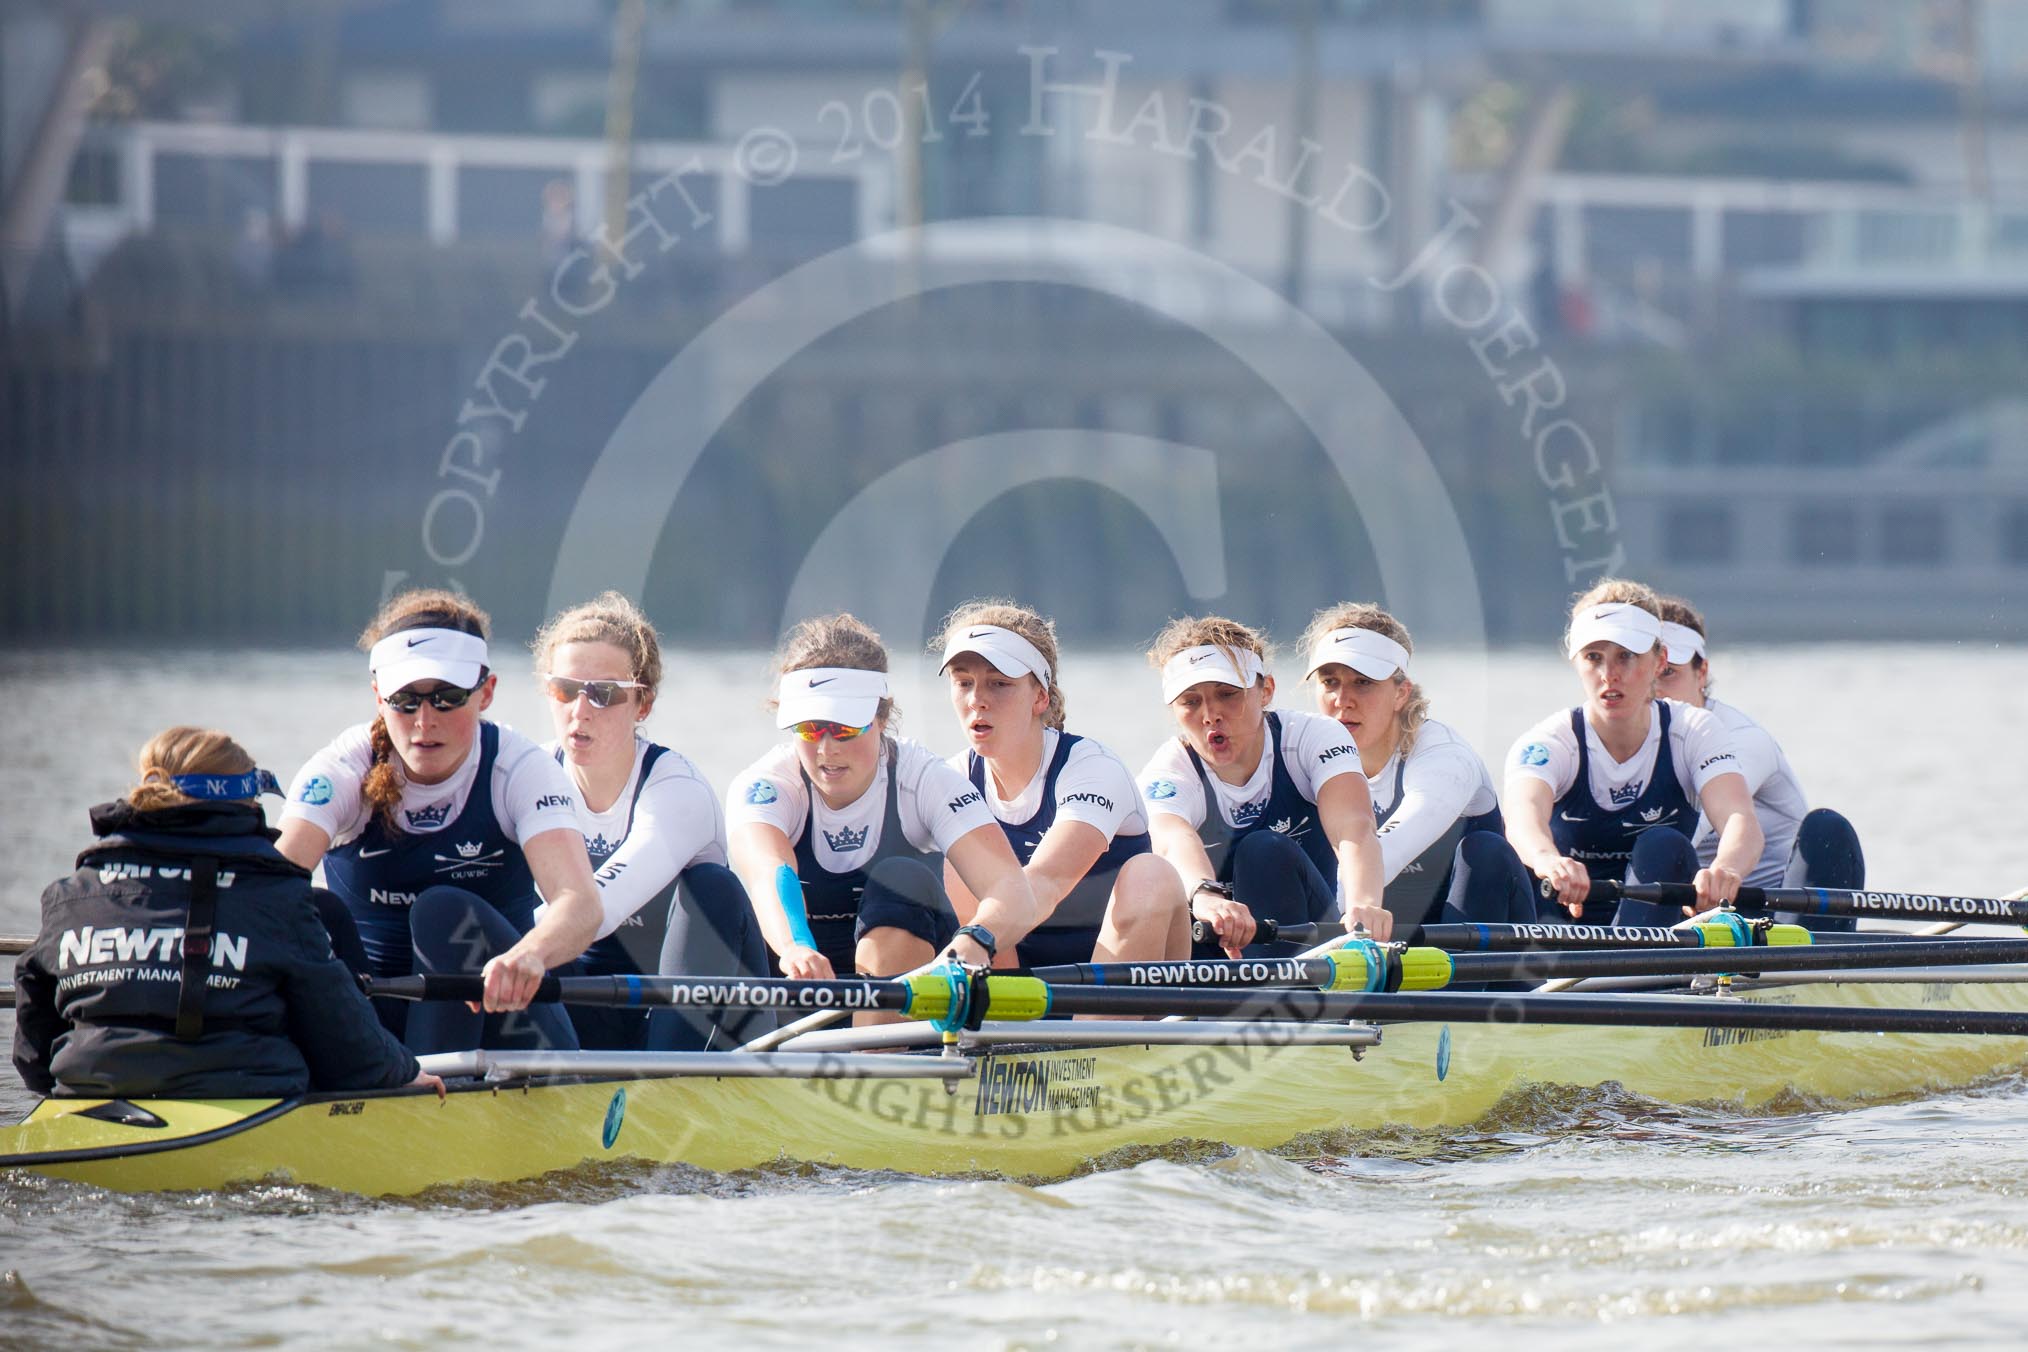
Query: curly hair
770 612 897 730
1297 601 1430 755
1145 614 1271 680
532 590 664 699
930 597 1066 730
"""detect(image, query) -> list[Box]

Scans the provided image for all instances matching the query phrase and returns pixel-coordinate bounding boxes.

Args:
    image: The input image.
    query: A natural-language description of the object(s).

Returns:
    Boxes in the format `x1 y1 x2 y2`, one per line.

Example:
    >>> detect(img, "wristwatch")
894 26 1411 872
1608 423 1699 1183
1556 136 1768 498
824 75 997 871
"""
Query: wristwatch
1191 879 1234 903
953 923 998 960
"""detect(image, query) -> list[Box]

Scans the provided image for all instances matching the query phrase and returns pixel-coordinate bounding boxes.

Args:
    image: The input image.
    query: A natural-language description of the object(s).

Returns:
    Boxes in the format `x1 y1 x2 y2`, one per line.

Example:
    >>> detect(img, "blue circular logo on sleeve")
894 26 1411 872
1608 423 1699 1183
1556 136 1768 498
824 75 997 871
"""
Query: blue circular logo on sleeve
298 775 334 806
1145 779 1178 801
745 780 778 805
1518 743 1550 768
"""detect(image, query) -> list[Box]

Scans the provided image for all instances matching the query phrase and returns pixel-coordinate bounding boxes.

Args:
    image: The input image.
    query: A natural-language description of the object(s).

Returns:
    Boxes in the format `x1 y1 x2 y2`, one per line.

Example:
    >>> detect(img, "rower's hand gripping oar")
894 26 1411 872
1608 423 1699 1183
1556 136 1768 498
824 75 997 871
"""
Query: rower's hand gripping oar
1188 918 1348 948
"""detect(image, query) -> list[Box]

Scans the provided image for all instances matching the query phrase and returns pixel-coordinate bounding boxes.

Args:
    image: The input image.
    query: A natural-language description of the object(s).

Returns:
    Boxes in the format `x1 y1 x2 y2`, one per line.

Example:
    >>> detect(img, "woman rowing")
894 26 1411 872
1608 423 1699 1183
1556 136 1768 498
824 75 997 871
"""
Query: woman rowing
532 592 773 1050
1297 603 1534 932
725 613 1039 987
1653 594 1862 932
14 727 438 1100
1136 616 1389 957
933 600 1189 967
1504 581 1763 927
277 588 600 1052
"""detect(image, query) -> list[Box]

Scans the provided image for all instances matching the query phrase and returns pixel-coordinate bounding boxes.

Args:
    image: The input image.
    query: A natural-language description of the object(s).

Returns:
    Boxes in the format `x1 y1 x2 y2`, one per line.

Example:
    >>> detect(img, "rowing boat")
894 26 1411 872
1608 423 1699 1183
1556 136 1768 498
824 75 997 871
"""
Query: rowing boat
8 964 2028 1197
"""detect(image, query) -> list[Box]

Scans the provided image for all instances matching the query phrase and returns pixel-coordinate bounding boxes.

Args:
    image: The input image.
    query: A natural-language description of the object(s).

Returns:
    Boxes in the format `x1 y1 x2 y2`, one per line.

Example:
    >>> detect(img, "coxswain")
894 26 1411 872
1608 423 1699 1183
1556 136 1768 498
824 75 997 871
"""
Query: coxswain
1298 603 1535 933
276 588 601 1053
1504 580 1763 926
1135 616 1389 957
1653 594 1861 932
13 728 439 1099
933 600 1189 968
533 591 774 1049
725 613 1039 999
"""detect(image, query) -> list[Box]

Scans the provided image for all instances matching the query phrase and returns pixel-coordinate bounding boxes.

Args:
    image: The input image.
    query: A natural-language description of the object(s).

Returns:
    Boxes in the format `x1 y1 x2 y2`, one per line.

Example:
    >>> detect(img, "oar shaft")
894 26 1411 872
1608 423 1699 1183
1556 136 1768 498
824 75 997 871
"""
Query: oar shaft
1414 921 1720 951
1449 937 2028 984
1036 955 1341 989
1612 881 2028 925
1037 938 2028 992
1029 985 2028 1035
370 973 916 1013
1184 917 1740 953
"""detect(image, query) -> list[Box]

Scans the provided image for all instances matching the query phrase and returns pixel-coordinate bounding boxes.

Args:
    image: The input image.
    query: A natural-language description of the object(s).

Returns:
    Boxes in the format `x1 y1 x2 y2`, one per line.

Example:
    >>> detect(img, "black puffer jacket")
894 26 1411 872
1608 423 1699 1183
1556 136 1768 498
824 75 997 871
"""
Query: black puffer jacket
12 799 420 1098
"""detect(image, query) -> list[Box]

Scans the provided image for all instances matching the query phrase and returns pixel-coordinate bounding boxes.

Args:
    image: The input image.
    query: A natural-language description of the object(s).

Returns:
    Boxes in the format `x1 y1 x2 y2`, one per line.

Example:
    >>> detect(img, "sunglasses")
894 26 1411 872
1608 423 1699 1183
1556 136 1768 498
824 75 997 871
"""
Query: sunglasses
789 719 871 742
542 674 646 709
383 682 481 715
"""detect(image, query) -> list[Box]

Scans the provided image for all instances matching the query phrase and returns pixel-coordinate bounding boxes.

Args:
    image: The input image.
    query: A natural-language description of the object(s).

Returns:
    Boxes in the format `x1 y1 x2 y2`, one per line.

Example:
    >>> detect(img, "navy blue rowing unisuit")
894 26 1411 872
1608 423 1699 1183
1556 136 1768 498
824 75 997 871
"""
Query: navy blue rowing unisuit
1374 752 1507 927
1549 704 1695 909
322 724 538 977
559 742 672 979
970 732 1149 966
790 746 946 974
1188 712 1339 887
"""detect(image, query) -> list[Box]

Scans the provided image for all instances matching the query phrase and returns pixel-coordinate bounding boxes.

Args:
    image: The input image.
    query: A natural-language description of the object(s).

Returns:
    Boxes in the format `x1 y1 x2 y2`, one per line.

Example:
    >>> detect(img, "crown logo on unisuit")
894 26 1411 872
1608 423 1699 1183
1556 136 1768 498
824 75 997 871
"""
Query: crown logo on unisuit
822 824 870 852
405 803 452 830
454 840 484 859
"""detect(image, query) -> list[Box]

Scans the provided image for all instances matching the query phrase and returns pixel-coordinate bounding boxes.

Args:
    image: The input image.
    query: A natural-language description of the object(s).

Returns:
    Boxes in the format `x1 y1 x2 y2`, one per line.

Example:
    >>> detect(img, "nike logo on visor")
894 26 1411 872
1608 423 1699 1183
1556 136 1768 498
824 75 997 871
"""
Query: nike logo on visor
1189 653 1215 663
968 630 993 638
808 677 835 687
406 636 433 647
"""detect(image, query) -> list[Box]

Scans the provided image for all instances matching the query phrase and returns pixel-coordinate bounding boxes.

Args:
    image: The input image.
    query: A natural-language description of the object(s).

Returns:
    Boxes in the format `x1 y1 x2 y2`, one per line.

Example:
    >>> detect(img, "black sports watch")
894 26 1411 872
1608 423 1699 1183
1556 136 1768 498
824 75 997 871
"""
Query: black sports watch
953 923 998 960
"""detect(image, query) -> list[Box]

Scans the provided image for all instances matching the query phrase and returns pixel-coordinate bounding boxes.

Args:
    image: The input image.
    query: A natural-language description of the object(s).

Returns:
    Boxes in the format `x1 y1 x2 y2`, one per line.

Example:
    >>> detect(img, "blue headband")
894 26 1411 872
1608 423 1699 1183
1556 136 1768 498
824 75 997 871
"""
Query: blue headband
170 769 283 801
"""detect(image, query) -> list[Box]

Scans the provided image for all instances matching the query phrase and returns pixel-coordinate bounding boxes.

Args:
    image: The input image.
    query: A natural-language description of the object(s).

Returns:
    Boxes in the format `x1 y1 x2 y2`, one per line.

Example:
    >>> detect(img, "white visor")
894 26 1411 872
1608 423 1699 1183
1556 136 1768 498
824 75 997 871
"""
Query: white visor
776 667 890 729
939 624 1050 690
1304 627 1409 681
1161 645 1266 703
369 628 489 695
1659 621 1706 665
1565 602 1662 658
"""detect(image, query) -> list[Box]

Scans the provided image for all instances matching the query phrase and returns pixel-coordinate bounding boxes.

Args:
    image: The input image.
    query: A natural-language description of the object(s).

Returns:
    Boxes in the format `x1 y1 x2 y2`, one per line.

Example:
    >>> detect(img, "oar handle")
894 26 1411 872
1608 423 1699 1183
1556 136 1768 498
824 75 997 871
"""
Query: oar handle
1187 919 1349 948
371 974 557 1003
1542 877 1630 903
1191 917 1283 947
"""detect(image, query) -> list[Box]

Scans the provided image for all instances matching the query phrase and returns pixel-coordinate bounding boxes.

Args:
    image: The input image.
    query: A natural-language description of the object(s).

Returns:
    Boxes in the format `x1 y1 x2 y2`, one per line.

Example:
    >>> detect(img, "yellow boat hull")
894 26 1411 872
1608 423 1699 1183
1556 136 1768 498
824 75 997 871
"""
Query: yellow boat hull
6 979 2026 1197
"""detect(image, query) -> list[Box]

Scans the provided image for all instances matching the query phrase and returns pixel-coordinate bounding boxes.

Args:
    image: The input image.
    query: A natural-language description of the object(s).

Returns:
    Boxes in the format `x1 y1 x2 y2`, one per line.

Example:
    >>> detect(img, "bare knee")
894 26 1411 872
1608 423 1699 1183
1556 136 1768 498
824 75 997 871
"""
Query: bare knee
854 925 933 980
1109 854 1185 924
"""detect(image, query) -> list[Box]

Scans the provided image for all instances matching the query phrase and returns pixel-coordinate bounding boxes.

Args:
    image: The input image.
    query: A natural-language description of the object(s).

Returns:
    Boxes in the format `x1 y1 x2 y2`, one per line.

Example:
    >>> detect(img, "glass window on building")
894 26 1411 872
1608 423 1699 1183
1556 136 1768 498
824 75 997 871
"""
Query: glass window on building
154 154 278 230
1790 502 1860 566
749 177 858 262
306 161 427 235
2005 503 2028 567
64 146 121 208
1879 501 1946 567
1663 502 1736 565
530 72 610 136
340 70 434 131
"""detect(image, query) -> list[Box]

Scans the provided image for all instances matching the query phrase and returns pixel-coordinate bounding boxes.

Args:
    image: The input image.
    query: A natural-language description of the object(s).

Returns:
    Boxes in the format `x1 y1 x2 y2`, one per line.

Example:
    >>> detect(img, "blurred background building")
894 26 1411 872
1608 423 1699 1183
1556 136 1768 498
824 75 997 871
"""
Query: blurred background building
4 0 2026 644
